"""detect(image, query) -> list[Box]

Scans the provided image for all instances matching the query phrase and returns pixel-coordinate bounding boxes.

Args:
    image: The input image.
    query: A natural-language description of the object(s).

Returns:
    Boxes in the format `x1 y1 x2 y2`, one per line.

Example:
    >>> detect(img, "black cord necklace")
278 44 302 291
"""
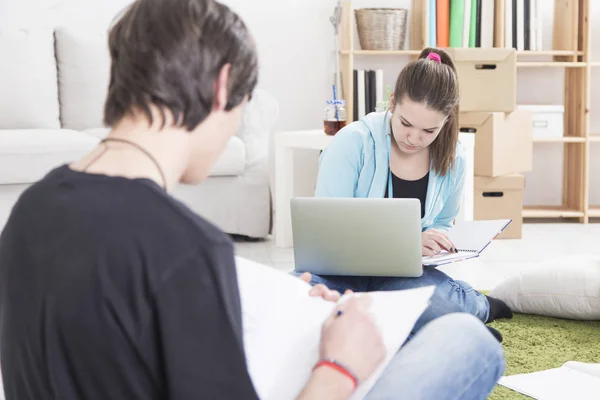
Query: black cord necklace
83 137 167 190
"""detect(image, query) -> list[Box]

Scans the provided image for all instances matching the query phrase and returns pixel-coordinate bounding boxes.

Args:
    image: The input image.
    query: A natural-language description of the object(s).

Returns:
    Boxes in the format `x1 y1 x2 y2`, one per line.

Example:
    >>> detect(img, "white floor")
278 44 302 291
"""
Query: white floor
234 223 600 291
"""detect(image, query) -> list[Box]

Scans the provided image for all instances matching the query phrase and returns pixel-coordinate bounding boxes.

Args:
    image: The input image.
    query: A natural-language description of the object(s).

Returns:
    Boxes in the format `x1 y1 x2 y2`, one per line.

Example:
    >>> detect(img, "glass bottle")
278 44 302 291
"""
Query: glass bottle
324 100 347 135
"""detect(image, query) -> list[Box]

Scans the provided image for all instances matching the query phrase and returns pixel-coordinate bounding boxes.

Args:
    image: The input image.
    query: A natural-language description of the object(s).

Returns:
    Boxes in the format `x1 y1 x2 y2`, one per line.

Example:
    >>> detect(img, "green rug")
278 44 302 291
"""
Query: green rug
487 313 600 399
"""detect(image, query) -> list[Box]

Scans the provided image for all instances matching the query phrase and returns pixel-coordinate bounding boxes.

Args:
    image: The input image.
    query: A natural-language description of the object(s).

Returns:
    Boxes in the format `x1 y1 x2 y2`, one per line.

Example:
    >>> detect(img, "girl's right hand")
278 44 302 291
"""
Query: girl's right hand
421 229 456 256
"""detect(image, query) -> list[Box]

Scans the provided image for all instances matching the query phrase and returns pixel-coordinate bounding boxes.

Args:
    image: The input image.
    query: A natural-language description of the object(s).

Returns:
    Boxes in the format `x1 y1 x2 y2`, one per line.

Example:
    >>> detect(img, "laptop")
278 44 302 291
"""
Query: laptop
290 197 423 277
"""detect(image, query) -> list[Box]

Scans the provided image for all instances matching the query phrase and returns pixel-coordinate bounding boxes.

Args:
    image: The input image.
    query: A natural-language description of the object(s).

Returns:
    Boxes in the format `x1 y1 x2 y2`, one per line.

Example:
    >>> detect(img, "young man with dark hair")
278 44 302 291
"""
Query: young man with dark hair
0 1 505 399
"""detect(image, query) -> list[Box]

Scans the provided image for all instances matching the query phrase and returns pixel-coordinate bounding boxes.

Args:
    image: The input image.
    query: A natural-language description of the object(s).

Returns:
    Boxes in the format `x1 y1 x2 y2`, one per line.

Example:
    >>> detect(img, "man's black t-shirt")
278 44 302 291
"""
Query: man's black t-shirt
0 165 259 399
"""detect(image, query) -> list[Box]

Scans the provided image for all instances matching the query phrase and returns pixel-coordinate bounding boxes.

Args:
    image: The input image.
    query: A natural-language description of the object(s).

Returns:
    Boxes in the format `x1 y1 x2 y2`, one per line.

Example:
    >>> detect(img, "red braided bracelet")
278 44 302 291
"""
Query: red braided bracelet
313 359 359 390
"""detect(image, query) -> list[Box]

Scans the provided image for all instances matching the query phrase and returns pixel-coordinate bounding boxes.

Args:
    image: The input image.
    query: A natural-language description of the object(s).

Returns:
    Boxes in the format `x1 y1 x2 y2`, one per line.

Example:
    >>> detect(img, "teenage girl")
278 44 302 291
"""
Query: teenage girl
298 48 512 339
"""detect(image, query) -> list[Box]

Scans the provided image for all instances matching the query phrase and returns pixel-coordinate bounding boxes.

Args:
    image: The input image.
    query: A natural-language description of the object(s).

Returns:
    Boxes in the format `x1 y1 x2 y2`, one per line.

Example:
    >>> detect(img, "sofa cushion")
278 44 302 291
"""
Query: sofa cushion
0 28 61 129
79 128 246 177
237 89 279 168
210 136 246 177
0 129 99 185
83 128 111 140
55 26 111 131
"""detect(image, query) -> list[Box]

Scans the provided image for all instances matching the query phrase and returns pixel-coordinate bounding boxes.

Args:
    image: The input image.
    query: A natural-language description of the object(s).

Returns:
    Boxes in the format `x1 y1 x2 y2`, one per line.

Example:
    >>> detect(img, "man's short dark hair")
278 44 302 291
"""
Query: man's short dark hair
104 0 258 131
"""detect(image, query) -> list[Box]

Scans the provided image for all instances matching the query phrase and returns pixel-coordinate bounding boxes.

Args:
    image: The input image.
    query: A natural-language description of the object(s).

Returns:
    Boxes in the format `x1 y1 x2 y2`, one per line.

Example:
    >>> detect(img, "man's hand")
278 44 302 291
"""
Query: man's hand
319 295 385 383
296 295 384 400
299 272 352 303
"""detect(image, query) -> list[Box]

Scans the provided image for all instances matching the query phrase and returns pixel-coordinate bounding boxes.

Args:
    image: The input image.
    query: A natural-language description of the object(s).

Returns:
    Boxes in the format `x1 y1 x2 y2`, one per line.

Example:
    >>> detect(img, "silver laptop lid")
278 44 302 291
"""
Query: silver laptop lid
290 197 423 277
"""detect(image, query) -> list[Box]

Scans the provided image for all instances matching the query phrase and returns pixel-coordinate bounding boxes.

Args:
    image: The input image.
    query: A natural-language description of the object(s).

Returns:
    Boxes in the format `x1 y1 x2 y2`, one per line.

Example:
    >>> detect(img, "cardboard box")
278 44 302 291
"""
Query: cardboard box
517 104 564 140
459 110 532 177
474 174 524 239
447 48 517 112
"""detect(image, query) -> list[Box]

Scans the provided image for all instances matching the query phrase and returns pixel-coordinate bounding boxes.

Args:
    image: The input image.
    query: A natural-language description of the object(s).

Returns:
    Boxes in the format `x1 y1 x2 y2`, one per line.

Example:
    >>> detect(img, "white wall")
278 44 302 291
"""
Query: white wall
223 0 600 207
0 0 134 28
2 0 599 205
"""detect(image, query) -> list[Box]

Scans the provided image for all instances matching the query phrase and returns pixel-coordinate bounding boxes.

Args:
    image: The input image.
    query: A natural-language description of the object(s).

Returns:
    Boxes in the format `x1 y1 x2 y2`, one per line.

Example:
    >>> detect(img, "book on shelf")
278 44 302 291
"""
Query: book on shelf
352 69 384 121
437 0 450 47
356 70 365 120
425 0 542 51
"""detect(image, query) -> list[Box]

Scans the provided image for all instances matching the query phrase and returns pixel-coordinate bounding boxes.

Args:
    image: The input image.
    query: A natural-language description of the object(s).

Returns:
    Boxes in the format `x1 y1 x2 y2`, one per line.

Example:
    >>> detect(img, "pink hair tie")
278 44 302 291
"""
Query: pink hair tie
427 52 441 63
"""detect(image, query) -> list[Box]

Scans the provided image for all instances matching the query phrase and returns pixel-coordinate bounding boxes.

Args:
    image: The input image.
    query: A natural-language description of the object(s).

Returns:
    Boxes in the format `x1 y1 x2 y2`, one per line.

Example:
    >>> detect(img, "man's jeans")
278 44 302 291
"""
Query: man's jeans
292 266 490 334
365 313 505 400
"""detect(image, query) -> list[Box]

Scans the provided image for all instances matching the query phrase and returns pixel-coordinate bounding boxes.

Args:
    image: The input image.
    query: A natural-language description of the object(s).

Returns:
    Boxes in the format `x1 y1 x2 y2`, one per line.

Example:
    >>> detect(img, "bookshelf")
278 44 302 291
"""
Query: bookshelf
337 0 592 223
588 1 600 220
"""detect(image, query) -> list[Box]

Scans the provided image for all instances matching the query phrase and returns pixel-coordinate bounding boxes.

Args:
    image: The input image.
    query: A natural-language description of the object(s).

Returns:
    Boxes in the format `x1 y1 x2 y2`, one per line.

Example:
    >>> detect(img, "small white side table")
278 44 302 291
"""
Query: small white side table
274 129 475 248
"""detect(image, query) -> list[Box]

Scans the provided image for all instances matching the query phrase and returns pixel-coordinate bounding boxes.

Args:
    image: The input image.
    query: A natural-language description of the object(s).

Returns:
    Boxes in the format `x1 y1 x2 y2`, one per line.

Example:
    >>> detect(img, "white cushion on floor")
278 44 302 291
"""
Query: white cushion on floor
0 129 99 184
489 254 600 320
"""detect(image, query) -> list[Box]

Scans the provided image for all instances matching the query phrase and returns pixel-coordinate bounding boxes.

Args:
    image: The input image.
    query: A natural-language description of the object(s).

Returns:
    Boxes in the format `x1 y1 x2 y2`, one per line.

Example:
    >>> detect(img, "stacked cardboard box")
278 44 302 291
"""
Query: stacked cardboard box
447 48 532 239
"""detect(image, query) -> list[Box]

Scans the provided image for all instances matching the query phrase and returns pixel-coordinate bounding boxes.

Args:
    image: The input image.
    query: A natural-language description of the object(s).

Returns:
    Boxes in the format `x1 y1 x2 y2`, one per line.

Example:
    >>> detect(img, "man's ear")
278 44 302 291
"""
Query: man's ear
213 63 231 111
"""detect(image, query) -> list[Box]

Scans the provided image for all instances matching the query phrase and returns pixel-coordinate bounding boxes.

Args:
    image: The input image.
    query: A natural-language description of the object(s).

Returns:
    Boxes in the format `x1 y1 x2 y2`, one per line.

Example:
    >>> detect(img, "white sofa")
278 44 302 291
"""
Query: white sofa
0 25 277 239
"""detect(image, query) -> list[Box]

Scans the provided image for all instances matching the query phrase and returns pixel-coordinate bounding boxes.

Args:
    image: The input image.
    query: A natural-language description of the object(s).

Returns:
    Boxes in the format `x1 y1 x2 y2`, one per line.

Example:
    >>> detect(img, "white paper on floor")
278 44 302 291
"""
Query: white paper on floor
499 361 600 400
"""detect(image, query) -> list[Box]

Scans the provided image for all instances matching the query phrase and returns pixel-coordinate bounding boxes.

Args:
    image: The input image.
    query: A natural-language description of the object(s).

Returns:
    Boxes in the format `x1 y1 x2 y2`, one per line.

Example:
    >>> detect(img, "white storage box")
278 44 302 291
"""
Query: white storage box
517 105 564 140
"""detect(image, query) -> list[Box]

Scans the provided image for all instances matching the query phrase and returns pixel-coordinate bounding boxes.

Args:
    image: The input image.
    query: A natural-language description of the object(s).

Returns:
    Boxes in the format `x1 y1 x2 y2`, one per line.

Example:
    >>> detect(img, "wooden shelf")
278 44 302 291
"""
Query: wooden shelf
341 50 421 56
516 62 586 68
343 50 586 68
523 206 585 218
588 207 600 218
589 62 600 67
533 137 585 143
588 135 600 142
343 50 583 57
516 50 583 56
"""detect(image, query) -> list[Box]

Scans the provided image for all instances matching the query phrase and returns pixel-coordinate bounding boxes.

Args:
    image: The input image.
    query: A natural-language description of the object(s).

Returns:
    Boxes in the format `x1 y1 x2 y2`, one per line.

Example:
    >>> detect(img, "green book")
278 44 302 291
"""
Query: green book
449 0 465 47
469 0 477 47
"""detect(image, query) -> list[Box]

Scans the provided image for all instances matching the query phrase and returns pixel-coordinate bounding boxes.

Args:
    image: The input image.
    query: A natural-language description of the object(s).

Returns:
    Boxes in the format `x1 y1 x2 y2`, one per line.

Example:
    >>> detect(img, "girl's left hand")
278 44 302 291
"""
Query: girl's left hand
422 228 456 256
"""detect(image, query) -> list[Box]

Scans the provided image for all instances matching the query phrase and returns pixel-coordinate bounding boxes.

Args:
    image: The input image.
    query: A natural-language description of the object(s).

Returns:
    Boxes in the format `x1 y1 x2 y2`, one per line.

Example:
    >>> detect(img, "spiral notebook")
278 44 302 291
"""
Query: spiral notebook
422 219 512 267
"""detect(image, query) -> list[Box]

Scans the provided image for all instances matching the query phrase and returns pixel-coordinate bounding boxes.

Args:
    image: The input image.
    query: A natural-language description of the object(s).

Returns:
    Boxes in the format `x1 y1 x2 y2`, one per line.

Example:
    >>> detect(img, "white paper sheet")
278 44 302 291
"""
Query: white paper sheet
499 362 600 400
235 256 434 400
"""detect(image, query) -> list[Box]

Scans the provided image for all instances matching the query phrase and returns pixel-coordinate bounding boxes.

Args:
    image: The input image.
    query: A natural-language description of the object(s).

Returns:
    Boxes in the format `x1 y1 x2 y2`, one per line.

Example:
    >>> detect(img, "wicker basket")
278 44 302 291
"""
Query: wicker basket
355 8 408 51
